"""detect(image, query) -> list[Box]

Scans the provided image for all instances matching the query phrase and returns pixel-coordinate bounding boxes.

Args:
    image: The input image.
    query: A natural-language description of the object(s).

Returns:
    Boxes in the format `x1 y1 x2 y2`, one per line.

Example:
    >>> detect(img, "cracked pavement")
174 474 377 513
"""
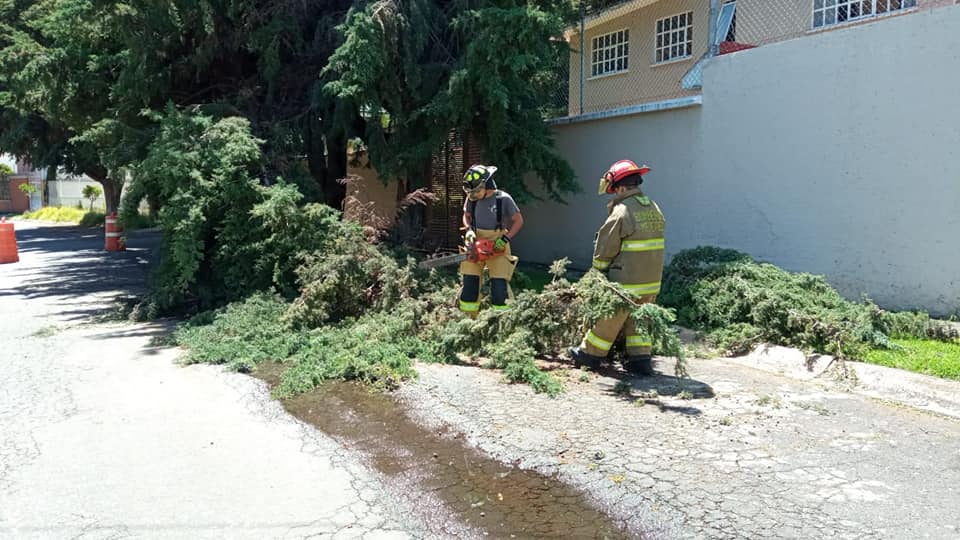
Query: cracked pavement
0 223 439 540
397 355 960 539
5 222 960 539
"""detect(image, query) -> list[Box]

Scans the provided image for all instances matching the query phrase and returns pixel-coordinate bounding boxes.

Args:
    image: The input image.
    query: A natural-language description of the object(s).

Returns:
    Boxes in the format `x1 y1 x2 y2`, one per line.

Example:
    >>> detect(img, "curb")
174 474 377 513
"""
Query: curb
721 344 960 421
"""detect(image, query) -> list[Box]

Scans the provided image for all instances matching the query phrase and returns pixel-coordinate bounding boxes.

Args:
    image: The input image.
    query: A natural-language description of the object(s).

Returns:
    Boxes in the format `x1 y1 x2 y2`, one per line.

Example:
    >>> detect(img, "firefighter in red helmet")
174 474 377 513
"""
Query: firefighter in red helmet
569 160 666 375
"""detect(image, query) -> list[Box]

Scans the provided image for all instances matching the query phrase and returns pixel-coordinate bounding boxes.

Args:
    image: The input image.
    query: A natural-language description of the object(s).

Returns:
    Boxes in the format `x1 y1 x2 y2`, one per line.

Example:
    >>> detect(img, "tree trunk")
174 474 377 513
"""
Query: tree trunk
323 132 347 210
86 165 121 213
147 192 161 216
305 118 324 180
43 165 56 207
101 178 121 213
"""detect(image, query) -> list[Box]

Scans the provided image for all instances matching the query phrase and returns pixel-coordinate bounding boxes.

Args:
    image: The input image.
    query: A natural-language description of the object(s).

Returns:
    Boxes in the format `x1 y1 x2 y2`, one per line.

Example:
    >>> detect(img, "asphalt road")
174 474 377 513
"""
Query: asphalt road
0 222 435 540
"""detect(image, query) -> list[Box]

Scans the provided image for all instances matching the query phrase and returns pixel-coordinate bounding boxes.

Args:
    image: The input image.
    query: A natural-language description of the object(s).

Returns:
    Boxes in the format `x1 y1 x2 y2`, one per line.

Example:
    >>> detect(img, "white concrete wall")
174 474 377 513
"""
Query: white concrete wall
49 179 108 211
518 106 703 270
0 154 15 171
516 5 960 315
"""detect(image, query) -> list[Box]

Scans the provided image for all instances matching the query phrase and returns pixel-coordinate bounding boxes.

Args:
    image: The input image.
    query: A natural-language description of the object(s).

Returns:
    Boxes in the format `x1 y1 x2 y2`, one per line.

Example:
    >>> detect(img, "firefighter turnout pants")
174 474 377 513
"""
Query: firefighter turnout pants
459 229 518 316
580 294 657 357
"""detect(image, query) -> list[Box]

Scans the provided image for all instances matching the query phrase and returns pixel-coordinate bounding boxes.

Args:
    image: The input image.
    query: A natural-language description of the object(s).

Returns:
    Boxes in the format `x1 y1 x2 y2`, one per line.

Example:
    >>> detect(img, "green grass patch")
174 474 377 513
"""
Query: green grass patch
864 339 960 380
21 206 157 229
22 206 104 225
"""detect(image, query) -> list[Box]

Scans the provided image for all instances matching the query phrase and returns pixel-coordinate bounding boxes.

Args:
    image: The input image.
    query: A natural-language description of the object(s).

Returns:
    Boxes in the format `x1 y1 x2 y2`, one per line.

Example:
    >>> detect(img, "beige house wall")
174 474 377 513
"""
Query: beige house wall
736 0 936 45
567 0 937 115
568 0 708 115
343 153 398 230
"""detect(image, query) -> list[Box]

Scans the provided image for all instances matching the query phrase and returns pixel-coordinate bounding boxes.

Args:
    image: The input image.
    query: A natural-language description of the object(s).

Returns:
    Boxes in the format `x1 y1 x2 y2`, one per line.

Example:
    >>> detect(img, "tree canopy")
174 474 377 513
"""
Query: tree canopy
3 0 580 206
326 0 577 201
1 0 583 310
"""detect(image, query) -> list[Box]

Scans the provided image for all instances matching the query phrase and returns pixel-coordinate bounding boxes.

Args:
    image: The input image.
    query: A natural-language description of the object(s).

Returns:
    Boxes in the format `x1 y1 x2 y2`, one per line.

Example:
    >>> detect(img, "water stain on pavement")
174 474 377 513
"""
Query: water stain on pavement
255 363 633 539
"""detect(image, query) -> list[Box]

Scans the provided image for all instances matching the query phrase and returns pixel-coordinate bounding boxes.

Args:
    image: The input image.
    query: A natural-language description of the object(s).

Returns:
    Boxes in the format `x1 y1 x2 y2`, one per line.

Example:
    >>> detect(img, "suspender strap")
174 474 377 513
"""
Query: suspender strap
467 191 504 231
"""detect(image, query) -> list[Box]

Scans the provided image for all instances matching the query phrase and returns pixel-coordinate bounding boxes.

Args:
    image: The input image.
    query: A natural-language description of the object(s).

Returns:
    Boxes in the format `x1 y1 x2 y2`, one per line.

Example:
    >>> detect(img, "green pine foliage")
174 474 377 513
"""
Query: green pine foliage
326 0 578 201
176 293 308 373
660 246 953 358
174 185 687 397
126 108 267 312
275 308 440 397
3 0 676 396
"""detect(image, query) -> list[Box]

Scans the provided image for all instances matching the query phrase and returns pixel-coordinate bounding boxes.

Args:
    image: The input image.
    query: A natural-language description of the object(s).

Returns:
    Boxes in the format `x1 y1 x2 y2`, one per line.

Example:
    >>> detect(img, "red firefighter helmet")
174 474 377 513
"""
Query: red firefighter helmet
598 160 651 195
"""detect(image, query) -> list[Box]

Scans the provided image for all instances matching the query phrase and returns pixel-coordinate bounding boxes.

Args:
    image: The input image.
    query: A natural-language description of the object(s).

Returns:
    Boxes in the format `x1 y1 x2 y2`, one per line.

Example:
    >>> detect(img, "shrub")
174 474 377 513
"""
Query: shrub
124 108 270 312
79 211 106 227
877 310 960 342
660 246 946 358
119 212 158 230
281 211 422 327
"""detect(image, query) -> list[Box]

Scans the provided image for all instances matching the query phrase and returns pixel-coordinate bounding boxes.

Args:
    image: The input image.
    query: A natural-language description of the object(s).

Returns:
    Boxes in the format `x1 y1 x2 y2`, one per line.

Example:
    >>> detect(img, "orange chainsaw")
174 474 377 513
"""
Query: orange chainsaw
418 238 501 269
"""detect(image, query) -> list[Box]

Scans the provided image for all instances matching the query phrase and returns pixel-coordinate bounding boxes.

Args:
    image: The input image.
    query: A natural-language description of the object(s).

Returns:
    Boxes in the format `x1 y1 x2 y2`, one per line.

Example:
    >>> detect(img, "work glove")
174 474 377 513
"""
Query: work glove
464 230 477 246
494 235 510 252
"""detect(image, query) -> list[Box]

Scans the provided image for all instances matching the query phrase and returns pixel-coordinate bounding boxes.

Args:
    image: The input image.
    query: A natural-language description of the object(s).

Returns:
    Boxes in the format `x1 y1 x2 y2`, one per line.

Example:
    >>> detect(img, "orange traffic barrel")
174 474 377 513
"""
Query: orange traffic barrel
0 217 19 264
105 212 125 252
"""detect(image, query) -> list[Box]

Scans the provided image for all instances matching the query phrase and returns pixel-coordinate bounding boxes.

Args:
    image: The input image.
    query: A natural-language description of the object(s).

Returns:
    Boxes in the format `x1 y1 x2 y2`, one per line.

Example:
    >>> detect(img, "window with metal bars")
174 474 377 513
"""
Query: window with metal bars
655 12 693 64
590 29 629 77
813 0 917 29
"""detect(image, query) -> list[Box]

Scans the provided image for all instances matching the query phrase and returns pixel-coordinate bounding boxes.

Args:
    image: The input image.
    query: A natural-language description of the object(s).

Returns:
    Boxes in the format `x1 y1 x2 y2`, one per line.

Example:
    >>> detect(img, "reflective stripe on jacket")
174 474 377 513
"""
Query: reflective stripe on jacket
591 189 666 294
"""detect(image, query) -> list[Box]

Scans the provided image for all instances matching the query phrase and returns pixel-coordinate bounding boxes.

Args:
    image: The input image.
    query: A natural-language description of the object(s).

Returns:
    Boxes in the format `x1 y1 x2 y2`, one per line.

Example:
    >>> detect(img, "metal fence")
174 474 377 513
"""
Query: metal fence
547 0 949 120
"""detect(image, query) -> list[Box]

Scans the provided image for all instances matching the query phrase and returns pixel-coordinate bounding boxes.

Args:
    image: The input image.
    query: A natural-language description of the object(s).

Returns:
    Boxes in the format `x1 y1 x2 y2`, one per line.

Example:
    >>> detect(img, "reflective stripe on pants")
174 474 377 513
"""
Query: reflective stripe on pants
580 294 658 357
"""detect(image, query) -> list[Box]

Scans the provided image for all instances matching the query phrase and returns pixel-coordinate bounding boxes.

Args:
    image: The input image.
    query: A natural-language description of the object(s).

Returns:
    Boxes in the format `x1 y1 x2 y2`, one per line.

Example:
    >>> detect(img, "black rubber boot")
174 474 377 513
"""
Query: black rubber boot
569 347 603 371
623 355 654 376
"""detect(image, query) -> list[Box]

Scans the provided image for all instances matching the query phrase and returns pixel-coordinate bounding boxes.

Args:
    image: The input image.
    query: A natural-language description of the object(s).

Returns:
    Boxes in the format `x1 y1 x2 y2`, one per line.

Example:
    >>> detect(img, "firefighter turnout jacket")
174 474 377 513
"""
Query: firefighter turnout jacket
591 188 666 295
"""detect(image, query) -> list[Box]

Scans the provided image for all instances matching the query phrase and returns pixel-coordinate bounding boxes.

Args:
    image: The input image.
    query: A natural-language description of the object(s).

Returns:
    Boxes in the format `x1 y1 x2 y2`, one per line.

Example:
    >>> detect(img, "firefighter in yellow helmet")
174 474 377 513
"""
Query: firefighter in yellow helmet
569 160 665 375
459 164 524 316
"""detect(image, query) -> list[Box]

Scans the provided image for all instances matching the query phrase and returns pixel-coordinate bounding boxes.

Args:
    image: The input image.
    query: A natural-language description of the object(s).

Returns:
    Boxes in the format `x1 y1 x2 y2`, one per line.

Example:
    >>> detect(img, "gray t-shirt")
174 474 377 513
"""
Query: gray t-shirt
464 190 520 230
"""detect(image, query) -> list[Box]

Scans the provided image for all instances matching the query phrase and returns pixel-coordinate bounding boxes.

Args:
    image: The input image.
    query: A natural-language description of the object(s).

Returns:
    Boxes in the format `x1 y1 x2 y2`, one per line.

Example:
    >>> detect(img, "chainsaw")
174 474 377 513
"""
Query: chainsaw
418 238 502 269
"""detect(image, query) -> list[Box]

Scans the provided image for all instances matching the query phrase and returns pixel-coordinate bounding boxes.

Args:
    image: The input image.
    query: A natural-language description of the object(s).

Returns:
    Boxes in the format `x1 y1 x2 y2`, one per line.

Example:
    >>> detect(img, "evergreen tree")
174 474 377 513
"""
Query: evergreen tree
0 0 128 209
326 0 579 201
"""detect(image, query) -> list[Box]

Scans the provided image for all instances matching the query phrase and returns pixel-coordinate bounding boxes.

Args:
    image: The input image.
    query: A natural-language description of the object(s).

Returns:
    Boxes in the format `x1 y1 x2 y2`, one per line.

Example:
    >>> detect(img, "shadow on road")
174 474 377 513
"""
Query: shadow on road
86 320 179 356
0 225 161 322
537 355 714 416
87 321 176 341
597 363 714 416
